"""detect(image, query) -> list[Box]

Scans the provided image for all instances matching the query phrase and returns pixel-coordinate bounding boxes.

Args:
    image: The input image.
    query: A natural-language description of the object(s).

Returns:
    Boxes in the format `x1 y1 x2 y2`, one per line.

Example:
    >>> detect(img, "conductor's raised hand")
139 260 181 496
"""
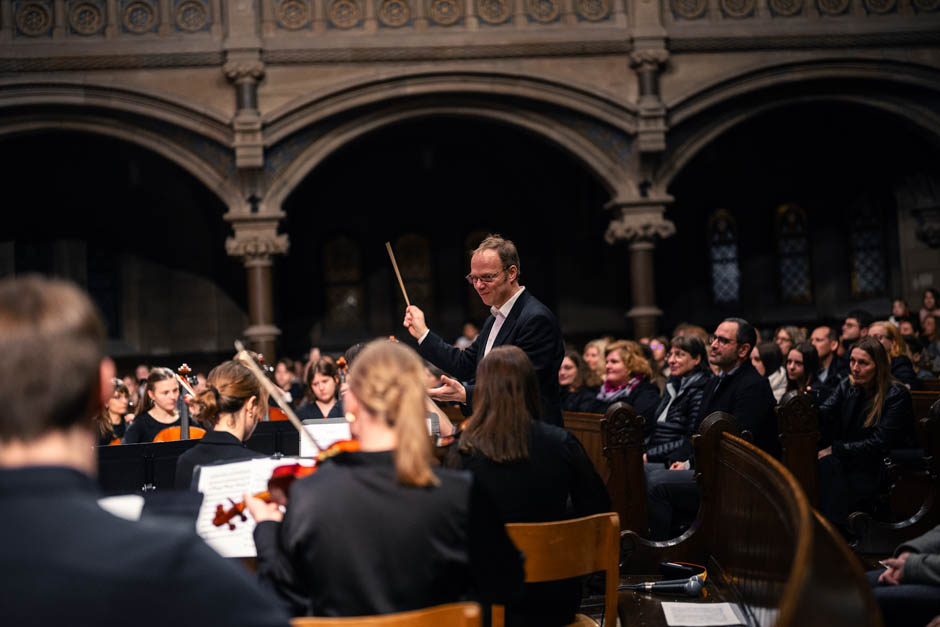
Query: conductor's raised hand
403 305 429 340
429 375 467 404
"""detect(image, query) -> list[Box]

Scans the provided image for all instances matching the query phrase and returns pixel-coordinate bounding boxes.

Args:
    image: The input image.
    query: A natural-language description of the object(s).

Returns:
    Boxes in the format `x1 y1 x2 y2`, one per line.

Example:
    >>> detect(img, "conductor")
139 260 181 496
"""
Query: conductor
404 234 565 427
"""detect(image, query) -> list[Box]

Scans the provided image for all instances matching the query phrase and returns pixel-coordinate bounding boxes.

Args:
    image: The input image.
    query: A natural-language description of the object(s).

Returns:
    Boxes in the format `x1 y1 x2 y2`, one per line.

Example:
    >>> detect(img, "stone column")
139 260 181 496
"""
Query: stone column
226 216 289 361
223 56 265 168
630 49 669 153
605 197 676 338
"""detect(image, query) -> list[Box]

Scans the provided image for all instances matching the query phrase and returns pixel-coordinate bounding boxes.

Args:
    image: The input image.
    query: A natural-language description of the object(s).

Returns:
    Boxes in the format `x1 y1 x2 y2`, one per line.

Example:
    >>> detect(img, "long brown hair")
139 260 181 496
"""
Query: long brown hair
459 345 540 463
134 367 176 417
348 341 437 487
851 337 895 428
192 361 268 428
97 378 128 440
303 357 339 403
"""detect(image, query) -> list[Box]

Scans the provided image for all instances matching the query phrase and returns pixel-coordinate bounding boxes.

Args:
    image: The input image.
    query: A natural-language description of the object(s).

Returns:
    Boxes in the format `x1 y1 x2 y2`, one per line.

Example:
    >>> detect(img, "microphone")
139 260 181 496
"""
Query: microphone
618 575 704 597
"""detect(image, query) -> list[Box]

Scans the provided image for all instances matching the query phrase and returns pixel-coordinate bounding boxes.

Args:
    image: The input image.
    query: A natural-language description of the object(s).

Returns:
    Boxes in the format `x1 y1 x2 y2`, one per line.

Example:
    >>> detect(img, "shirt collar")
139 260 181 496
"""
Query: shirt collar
490 286 525 319
719 363 741 378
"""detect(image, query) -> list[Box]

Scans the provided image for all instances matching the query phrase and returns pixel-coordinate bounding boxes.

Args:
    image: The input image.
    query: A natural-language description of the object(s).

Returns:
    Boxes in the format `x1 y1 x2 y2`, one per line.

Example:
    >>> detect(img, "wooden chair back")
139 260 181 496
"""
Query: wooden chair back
776 392 820 507
494 512 620 627
600 402 647 536
290 602 481 627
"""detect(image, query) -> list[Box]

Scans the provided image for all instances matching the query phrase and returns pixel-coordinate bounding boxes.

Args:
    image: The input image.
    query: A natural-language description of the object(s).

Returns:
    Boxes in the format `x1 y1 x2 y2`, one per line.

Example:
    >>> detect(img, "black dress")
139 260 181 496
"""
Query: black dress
97 419 126 446
175 430 267 489
0 466 289 627
122 412 179 444
296 399 345 421
449 421 611 627
253 450 523 617
559 385 601 413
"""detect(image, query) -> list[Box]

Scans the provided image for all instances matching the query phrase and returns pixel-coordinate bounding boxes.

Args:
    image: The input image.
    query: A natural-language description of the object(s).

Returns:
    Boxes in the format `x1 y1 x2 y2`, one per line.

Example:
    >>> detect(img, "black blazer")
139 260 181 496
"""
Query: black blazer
418 289 565 426
175 430 266 489
697 361 779 458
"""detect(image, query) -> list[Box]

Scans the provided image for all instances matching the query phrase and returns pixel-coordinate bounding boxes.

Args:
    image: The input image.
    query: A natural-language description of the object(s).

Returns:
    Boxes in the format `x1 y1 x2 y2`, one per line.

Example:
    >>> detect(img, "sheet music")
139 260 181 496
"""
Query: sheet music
299 419 352 457
661 602 746 626
98 494 145 521
194 457 313 558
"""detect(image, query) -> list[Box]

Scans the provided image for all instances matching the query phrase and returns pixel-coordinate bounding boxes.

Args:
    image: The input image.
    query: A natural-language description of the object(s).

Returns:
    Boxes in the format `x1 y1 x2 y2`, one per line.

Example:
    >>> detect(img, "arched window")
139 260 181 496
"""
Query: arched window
393 234 433 318
323 235 364 329
849 204 886 299
776 203 813 304
708 209 740 304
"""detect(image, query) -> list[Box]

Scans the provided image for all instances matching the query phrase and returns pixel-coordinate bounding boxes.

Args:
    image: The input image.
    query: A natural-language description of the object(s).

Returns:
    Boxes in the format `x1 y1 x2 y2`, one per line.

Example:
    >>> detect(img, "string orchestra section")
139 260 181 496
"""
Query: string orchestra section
2 234 940 626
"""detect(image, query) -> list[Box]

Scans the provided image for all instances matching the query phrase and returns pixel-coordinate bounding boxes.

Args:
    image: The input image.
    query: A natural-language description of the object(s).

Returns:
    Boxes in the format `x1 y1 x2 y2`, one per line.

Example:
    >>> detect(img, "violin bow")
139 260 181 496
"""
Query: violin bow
234 340 324 453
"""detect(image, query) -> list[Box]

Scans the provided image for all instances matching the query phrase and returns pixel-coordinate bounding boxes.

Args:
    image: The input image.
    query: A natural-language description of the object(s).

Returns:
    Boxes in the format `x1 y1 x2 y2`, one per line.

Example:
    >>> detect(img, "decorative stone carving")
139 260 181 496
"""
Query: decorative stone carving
277 0 311 30
224 60 266 83
176 0 209 32
912 0 939 10
817 0 848 14
629 49 669 72
428 0 461 23
378 0 410 27
478 0 510 23
605 211 676 245
720 0 755 17
671 0 706 19
577 0 609 20
16 2 53 37
226 233 290 267
769 0 802 15
123 1 157 33
863 0 895 12
527 0 559 22
69 2 105 35
329 0 362 28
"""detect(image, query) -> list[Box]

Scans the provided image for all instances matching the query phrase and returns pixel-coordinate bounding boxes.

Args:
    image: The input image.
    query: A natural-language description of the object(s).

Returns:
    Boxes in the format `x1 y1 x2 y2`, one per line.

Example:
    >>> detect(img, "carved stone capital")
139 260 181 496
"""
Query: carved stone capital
629 49 669 72
226 233 289 267
604 202 676 244
223 60 265 84
912 206 940 249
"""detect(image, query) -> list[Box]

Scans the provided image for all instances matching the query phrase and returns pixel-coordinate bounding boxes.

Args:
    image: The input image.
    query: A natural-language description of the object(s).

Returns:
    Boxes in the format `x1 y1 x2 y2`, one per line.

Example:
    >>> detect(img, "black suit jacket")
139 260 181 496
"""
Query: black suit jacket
697 361 779 458
418 289 565 427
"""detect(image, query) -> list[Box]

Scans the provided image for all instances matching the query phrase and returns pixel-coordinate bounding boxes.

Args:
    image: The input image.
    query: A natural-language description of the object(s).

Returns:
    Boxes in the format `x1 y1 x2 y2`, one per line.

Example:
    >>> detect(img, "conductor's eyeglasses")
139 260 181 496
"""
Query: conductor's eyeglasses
465 268 508 285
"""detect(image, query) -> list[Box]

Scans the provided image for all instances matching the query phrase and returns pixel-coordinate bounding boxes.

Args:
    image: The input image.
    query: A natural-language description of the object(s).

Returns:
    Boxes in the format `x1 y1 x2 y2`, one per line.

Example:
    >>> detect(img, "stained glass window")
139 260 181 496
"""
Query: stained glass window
708 209 740 304
776 203 813 304
849 205 886 299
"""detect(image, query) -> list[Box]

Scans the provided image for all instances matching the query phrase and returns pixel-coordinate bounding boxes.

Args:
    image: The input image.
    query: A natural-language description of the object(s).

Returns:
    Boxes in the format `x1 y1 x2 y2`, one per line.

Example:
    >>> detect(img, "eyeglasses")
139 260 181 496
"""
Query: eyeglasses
710 334 736 347
465 267 509 285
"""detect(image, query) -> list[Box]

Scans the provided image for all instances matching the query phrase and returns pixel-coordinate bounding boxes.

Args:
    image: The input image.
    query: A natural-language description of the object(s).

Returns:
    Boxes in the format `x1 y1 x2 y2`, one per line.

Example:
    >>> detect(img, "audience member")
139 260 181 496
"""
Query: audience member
920 288 940 327
558 350 601 413
595 340 661 435
752 341 787 402
817 338 914 526
890 298 911 328
455 321 480 349
448 346 609 626
837 309 874 365
0 276 289 627
809 325 844 400
869 321 921 390
97 377 131 445
581 338 608 387
673 323 709 344
784 342 820 401
923 314 940 375
774 325 805 357
870 523 940 627
296 357 344 420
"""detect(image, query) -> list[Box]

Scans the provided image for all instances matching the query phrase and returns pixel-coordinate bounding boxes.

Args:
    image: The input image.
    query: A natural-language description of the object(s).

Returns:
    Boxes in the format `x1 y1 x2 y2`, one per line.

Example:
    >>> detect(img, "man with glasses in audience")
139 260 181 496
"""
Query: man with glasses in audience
403 234 565 426
645 317 777 539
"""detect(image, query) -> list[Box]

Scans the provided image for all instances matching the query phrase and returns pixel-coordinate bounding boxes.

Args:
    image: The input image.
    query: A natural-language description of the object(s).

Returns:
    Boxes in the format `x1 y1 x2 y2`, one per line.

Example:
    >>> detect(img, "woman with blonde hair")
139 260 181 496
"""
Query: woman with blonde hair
174 360 269 489
869 320 920 390
596 340 661 434
247 340 522 617
581 338 608 387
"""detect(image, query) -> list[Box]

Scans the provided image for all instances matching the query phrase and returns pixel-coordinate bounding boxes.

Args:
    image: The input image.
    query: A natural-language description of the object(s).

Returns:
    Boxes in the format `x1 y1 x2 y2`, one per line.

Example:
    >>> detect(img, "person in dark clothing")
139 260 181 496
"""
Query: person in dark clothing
646 317 777 540
447 345 610 627
175 360 269 489
97 377 131 445
645 335 712 467
296 357 345 421
123 367 183 443
247 340 523 618
869 320 922 390
809 324 844 403
784 341 821 404
595 340 661 435
836 309 874 373
0 276 289 627
869 523 940 627
558 350 600 413
817 337 915 526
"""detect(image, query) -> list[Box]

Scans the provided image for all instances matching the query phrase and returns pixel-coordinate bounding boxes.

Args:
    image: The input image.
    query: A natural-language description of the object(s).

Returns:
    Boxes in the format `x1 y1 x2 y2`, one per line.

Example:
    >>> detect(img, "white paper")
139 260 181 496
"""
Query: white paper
194 457 314 558
661 602 746 626
98 494 145 521
299 419 352 457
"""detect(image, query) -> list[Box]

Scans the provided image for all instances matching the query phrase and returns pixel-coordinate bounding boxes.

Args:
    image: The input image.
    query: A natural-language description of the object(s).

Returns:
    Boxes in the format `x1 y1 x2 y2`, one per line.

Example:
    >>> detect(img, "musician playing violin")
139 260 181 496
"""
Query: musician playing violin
174 360 268 490
0 276 289 627
245 340 523 617
122 367 183 444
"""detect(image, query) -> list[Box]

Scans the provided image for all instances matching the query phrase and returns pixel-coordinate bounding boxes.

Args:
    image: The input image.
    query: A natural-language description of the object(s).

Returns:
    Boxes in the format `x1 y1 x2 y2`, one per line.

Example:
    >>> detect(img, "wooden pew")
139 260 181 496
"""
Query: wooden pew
620 412 881 626
563 410 609 479
777 393 821 507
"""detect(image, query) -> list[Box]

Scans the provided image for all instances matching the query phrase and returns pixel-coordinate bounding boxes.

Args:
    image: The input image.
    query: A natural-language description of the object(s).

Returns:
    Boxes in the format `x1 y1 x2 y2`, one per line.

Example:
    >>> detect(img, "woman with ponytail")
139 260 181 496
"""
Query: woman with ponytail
246 340 522 618
174 361 268 489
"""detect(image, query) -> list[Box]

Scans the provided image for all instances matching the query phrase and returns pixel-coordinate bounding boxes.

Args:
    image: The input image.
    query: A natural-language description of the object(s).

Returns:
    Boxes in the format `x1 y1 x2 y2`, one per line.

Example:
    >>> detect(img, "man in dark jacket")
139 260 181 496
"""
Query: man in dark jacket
645 317 777 539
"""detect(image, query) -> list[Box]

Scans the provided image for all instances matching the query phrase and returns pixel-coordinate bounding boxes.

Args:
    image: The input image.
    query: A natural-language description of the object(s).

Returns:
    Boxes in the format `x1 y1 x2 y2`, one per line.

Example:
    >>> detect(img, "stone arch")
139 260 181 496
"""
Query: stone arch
656 60 940 188
0 79 244 210
261 71 641 210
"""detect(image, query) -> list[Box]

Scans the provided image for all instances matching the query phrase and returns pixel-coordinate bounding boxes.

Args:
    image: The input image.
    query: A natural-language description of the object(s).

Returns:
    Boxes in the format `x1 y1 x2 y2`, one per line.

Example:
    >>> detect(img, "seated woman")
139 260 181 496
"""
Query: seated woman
784 341 821 402
581 338 607 387
869 320 921 390
448 345 610 627
774 325 805 358
296 358 344 421
96 378 131 446
174 361 268 490
247 341 522 617
751 341 787 402
558 350 600 413
817 338 915 526
122 367 183 444
595 340 661 434
644 336 711 467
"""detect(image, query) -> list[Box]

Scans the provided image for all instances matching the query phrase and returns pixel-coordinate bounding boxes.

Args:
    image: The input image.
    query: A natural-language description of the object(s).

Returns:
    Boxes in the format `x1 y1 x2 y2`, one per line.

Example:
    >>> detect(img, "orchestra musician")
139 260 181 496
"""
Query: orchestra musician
296 357 344 421
122 367 183 444
96 377 131 445
0 276 289 627
246 340 523 617
174 360 269 490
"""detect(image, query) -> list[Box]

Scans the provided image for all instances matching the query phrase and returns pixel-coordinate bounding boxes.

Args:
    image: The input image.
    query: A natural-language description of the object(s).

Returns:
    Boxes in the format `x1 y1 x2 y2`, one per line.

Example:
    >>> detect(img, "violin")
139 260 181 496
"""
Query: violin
212 439 360 530
336 356 348 385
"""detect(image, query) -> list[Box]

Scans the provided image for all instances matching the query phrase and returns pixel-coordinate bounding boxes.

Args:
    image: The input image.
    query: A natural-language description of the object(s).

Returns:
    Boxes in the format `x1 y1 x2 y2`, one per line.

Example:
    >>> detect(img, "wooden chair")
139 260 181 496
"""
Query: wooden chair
494 512 620 627
290 602 481 627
